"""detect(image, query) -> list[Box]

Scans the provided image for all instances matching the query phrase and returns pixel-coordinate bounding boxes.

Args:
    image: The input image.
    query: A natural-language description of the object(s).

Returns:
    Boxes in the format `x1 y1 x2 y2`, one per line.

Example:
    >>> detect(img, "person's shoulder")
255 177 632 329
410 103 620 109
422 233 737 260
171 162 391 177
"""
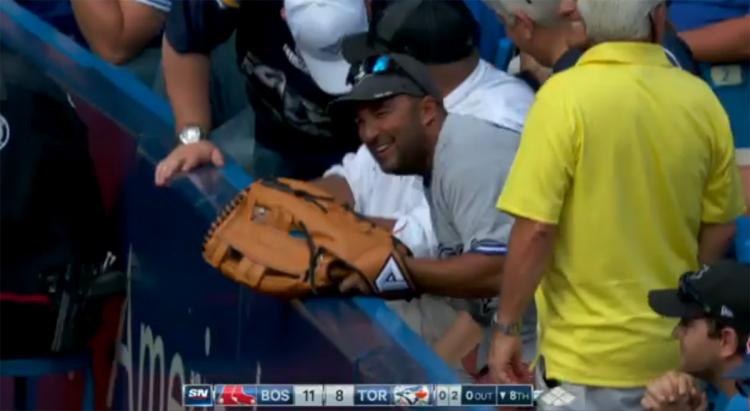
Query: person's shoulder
667 66 728 115
445 113 520 140
537 68 583 96
477 61 535 95
439 114 520 164
463 61 536 130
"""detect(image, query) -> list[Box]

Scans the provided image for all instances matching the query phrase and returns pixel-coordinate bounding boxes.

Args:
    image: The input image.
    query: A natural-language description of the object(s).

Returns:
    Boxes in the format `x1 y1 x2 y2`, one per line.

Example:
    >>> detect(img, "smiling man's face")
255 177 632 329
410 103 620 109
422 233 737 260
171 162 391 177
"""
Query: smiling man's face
354 94 431 175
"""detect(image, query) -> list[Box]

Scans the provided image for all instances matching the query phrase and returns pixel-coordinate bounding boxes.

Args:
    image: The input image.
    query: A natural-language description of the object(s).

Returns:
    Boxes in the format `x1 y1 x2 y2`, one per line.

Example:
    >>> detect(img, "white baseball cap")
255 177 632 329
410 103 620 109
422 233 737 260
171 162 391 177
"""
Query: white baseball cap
284 0 369 95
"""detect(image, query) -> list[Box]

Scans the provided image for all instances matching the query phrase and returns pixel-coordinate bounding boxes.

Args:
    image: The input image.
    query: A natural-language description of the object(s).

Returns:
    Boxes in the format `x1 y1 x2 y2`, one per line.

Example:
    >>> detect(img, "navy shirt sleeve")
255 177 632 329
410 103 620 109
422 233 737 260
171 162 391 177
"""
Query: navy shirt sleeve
165 0 238 54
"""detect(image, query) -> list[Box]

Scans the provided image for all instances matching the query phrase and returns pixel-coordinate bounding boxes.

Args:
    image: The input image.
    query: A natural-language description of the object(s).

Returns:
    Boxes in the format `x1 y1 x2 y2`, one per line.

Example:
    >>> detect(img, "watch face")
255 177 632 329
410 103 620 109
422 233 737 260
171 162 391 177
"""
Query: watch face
180 127 202 144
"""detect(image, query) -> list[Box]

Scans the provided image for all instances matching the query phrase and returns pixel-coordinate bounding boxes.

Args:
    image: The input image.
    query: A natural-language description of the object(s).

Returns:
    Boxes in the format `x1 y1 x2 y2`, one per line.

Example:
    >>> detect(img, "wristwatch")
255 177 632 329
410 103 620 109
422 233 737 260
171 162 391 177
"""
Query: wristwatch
178 125 206 145
491 312 521 336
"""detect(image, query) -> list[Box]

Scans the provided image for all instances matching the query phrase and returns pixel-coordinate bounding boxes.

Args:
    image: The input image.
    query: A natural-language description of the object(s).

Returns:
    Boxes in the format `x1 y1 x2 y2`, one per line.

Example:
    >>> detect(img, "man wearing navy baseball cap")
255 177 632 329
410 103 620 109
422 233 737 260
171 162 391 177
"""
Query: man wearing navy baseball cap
329 53 529 384
643 260 750 411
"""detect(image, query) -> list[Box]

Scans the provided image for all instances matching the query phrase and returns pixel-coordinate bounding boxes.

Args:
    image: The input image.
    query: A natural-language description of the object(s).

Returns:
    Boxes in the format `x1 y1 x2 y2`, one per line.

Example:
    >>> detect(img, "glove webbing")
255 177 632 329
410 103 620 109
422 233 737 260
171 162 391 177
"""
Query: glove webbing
298 221 325 294
262 179 377 229
261 179 333 213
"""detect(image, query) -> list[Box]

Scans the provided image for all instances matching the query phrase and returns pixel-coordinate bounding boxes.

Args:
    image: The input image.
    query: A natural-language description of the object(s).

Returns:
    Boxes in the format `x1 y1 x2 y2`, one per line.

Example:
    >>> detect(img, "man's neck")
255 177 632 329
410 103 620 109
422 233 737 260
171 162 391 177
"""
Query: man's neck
423 112 447 175
427 52 480 98
549 48 571 69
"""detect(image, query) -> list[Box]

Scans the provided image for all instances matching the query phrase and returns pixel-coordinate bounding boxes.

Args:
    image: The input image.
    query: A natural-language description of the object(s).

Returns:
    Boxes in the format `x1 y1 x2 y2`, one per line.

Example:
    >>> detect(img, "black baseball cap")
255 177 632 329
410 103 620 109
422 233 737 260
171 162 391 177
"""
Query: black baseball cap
329 53 442 113
342 0 479 64
648 260 750 334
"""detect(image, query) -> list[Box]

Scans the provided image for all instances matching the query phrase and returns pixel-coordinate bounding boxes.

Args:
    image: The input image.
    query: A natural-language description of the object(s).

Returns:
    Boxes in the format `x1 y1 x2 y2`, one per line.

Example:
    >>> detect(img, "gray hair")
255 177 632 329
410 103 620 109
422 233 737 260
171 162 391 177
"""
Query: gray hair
483 0 563 26
577 0 665 43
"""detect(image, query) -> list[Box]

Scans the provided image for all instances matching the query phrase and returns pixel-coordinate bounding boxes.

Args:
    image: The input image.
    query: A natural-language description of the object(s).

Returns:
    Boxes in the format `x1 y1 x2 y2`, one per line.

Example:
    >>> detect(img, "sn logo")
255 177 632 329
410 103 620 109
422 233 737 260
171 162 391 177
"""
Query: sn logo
188 388 210 398
184 384 213 407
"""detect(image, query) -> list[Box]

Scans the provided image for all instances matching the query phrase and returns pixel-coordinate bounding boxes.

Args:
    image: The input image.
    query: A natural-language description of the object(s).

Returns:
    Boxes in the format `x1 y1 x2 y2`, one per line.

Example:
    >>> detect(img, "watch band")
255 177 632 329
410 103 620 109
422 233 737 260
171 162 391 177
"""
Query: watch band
491 312 521 336
178 125 206 145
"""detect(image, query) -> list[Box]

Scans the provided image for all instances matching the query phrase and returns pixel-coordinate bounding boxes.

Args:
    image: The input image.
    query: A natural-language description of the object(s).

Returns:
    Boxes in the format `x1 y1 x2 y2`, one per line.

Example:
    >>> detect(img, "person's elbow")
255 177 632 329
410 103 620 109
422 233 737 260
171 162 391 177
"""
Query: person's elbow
515 217 557 242
92 43 137 65
698 221 737 264
87 33 145 65
472 253 505 297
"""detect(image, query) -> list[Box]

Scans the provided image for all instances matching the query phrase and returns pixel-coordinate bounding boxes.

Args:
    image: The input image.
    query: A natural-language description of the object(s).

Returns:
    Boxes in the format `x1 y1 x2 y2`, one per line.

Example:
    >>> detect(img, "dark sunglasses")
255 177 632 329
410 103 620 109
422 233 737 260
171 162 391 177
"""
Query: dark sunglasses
345 55 427 94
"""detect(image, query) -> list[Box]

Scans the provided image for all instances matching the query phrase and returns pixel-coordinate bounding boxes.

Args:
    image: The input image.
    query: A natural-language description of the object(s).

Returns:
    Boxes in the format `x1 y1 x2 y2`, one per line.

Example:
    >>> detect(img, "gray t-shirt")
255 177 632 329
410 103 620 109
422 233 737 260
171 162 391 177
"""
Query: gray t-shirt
427 114 517 261
426 113 537 363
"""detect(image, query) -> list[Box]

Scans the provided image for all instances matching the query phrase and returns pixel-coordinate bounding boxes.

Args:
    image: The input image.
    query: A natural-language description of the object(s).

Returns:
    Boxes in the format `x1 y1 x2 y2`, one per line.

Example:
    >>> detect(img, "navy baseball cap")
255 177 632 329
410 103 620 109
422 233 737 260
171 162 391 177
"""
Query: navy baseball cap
648 261 750 334
342 0 479 64
329 53 442 114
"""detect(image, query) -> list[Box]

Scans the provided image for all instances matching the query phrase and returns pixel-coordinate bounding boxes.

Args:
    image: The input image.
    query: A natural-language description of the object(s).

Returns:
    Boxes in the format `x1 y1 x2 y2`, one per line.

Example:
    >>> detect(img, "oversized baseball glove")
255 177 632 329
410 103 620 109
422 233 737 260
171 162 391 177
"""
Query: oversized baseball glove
202 178 417 299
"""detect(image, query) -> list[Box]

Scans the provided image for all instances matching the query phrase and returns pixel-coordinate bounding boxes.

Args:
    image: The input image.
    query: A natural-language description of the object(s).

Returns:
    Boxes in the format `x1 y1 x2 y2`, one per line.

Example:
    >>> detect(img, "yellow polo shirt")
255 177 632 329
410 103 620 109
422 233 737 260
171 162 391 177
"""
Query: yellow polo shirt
497 42 745 387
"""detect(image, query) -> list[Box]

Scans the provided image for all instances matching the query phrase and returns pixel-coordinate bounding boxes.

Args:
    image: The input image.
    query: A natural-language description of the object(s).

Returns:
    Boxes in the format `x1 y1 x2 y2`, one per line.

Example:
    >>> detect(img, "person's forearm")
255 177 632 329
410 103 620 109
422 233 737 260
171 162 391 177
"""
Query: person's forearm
368 217 396 232
72 0 126 61
72 0 165 64
310 176 394 230
405 253 503 298
497 218 555 325
698 222 736 264
311 175 355 207
163 36 212 134
679 16 750 63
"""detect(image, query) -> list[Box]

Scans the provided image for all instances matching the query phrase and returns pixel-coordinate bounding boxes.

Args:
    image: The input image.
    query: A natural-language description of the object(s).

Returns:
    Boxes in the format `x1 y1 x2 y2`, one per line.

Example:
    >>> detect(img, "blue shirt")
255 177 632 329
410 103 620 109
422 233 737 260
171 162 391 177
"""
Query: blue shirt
19 0 87 47
724 394 749 411
669 0 750 31
706 384 750 411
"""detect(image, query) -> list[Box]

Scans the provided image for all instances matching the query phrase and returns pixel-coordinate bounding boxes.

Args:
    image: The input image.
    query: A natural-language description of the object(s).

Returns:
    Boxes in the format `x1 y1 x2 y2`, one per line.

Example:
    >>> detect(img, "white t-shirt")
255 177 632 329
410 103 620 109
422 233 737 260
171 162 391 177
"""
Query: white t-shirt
324 59 534 258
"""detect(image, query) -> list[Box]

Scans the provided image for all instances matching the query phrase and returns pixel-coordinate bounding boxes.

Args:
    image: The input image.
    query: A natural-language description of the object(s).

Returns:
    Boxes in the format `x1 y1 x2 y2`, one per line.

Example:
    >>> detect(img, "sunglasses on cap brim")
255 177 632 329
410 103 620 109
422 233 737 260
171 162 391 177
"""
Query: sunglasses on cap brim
345 55 429 95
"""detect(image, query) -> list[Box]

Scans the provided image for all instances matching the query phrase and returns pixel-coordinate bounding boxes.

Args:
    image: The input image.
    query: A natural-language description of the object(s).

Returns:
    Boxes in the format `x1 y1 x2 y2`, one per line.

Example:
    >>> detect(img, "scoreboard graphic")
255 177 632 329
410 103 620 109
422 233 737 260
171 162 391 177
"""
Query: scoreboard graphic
184 384 538 407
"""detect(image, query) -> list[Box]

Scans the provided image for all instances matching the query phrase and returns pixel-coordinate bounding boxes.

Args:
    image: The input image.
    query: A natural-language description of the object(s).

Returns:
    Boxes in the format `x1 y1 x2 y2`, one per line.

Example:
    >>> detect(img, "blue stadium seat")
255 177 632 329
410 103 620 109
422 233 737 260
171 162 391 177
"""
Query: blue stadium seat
736 217 750 263
464 0 506 63
495 37 516 71
0 353 95 410
700 63 750 263
701 64 750 151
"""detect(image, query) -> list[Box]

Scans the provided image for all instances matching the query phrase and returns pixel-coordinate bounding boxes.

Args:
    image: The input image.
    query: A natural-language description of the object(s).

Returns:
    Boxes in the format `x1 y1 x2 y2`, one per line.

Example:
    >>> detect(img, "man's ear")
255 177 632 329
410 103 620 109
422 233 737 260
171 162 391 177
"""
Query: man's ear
719 327 740 360
515 11 536 41
419 96 441 127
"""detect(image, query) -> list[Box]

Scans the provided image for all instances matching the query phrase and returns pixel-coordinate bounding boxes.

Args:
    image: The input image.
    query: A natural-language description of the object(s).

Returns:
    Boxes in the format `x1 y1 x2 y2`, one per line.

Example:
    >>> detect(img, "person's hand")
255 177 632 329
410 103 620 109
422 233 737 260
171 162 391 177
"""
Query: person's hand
641 371 705 411
641 393 707 411
329 269 372 295
488 330 531 384
155 140 224 186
